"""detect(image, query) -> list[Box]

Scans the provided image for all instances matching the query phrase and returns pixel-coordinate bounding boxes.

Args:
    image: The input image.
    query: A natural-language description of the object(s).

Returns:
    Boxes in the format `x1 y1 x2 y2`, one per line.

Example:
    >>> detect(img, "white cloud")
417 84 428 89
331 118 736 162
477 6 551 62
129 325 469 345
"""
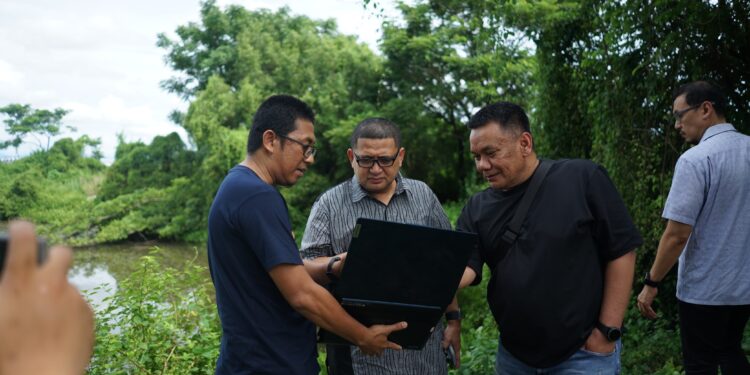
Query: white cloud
64 96 156 126
0 0 397 164
0 59 23 86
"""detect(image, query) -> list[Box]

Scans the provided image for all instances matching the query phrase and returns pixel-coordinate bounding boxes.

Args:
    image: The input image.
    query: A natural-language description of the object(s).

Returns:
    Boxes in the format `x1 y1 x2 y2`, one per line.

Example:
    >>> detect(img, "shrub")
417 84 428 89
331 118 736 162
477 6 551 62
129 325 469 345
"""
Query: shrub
87 249 220 374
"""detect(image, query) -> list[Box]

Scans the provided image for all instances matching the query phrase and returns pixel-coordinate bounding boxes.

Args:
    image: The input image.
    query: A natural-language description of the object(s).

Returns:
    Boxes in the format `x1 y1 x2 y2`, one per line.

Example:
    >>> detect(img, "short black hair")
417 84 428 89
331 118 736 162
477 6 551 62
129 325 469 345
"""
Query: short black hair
672 81 727 118
466 101 531 135
247 95 315 154
350 117 401 149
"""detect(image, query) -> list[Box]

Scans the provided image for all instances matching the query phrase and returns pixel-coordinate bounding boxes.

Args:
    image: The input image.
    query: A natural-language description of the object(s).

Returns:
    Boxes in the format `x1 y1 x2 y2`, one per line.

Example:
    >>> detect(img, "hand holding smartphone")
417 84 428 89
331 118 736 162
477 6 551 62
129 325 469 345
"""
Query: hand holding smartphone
0 221 93 375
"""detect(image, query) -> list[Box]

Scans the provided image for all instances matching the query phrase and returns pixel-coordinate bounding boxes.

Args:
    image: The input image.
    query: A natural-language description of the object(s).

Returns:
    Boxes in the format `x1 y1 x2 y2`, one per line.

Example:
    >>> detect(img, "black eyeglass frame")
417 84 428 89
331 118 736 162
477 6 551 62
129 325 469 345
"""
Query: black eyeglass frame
277 134 316 158
673 101 712 122
353 150 401 168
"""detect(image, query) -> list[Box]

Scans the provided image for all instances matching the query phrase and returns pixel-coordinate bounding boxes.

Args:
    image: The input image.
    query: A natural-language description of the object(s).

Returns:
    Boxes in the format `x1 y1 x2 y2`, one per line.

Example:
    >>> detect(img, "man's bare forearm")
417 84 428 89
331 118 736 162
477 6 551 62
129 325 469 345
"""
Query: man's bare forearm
303 257 333 285
648 220 692 281
599 251 636 327
270 263 403 353
459 267 476 288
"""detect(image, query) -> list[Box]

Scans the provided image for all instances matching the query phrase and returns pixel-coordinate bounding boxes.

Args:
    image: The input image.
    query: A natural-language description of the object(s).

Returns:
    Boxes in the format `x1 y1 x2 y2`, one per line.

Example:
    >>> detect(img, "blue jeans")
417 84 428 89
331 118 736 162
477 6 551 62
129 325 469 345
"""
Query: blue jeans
494 336 622 375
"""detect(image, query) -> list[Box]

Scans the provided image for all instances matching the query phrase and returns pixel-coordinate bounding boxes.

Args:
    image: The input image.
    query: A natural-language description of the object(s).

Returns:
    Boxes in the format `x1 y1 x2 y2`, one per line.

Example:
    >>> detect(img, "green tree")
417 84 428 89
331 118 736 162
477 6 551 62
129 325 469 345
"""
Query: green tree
45 135 103 172
49 2 386 245
98 133 197 201
152 1 386 239
0 103 75 153
0 135 104 224
159 1 383 180
495 0 750 372
378 0 535 199
367 0 750 371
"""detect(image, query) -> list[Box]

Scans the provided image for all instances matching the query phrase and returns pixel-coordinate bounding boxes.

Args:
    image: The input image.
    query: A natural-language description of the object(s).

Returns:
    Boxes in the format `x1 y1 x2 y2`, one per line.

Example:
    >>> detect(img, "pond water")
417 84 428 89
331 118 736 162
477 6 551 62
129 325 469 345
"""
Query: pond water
70 241 209 309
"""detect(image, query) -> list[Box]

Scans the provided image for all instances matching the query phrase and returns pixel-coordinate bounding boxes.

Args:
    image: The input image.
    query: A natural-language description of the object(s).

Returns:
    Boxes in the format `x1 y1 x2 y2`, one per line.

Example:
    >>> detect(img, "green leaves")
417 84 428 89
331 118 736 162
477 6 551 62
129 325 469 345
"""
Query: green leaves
87 249 220 374
0 103 72 152
98 133 197 201
379 0 535 200
153 3 386 236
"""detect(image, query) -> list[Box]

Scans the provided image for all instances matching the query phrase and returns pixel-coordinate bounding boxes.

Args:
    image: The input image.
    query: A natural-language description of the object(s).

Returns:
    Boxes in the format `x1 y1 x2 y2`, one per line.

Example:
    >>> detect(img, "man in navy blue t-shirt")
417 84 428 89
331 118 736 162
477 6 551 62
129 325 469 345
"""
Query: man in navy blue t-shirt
207 95 406 374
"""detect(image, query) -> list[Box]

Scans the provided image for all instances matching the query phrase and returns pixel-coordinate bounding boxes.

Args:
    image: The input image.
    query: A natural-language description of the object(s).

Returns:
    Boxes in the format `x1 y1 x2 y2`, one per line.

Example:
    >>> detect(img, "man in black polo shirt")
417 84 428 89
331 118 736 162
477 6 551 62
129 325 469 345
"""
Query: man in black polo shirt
457 102 641 373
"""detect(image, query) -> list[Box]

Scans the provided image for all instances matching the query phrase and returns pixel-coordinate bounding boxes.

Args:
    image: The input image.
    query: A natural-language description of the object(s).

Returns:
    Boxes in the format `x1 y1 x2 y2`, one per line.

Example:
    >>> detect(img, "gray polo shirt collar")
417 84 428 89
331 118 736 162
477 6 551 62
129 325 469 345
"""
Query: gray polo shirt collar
700 123 736 143
350 173 408 203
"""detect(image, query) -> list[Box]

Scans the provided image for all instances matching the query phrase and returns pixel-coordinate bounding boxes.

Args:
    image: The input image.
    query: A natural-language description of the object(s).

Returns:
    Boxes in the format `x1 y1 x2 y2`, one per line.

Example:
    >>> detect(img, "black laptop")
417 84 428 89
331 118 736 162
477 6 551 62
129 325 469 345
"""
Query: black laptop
319 218 478 349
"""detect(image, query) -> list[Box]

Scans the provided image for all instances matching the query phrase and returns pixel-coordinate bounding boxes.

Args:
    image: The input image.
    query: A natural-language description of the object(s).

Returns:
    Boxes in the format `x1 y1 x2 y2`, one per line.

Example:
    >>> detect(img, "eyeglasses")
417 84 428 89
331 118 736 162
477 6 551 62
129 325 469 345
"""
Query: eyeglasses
277 134 316 158
673 104 702 122
354 150 400 168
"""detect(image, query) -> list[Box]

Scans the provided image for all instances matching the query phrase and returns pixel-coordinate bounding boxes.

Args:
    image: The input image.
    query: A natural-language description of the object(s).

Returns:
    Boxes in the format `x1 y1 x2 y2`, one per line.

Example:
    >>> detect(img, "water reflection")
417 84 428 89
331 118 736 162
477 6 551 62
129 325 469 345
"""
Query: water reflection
69 266 116 310
70 241 208 308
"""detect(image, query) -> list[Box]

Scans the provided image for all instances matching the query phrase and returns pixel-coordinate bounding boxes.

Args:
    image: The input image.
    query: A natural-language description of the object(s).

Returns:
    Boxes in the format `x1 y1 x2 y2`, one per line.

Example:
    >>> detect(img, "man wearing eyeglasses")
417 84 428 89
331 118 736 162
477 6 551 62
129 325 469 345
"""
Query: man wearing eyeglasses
637 81 750 374
208 97 407 375
300 118 461 375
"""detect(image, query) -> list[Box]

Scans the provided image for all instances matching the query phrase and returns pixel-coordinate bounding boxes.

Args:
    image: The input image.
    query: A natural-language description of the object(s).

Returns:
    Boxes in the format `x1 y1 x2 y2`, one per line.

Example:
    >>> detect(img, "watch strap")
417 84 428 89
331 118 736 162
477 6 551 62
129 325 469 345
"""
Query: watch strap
643 272 660 288
326 256 342 282
445 310 461 321
595 321 622 341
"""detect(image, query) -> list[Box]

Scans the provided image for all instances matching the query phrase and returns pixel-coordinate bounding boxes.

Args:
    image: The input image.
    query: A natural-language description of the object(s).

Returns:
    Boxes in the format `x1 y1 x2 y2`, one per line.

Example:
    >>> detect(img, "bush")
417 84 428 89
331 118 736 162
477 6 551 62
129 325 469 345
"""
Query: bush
453 267 497 374
87 249 220 374
621 305 684 374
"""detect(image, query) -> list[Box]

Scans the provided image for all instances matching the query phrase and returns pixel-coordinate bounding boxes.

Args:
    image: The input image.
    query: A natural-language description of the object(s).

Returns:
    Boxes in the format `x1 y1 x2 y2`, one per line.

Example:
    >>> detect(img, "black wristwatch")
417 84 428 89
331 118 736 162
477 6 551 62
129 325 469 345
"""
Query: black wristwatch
643 272 660 288
326 256 342 282
595 321 623 342
445 310 462 321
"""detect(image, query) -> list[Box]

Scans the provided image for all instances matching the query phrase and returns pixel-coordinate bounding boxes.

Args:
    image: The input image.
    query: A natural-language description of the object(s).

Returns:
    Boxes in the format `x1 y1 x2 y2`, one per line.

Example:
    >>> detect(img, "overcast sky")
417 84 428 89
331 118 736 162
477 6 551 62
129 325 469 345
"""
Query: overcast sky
0 0 397 163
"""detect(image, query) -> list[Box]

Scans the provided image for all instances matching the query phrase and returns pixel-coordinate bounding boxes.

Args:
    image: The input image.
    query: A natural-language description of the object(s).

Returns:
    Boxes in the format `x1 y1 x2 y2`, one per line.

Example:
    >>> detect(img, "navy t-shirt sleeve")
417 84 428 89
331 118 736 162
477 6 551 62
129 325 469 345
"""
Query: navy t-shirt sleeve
585 165 643 261
235 190 303 271
456 199 484 286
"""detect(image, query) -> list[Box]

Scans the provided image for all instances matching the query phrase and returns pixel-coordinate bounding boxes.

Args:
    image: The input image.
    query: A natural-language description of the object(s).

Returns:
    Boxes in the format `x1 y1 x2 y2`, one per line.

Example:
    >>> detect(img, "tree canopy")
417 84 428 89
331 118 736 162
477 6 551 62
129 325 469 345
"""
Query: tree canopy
0 103 75 153
377 1 535 199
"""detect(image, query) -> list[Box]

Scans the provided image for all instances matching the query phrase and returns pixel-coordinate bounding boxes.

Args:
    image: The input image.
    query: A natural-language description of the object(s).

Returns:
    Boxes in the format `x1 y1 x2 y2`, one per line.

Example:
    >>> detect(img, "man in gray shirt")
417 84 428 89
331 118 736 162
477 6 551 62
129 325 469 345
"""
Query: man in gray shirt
637 81 750 374
300 118 460 375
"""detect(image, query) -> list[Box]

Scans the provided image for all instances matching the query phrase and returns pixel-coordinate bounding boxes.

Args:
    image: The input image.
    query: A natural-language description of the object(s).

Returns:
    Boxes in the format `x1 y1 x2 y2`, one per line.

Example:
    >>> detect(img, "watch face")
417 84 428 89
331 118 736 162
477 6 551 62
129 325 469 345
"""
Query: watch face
608 328 622 341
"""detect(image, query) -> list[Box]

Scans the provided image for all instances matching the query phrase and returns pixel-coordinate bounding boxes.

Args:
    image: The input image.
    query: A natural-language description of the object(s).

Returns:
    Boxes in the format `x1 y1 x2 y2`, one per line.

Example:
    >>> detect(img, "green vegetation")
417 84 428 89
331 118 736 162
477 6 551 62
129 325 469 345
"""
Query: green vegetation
87 249 219 374
0 132 105 237
0 103 76 153
2 0 749 373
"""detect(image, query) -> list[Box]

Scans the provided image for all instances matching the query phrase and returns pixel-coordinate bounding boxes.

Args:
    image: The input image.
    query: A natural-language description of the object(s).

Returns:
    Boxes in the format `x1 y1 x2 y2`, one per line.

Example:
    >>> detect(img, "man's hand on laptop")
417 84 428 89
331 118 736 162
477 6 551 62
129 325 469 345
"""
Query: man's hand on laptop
356 321 408 355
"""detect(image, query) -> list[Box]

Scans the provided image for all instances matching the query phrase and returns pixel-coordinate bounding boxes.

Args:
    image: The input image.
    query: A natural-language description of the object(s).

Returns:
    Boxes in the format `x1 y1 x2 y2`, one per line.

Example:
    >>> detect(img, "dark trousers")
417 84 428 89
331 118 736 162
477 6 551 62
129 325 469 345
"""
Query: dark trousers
678 300 750 375
325 344 354 375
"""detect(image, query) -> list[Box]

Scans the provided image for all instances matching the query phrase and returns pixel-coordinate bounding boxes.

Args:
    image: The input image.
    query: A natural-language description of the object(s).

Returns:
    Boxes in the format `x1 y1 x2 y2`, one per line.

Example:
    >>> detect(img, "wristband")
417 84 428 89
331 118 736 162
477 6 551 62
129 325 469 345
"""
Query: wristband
595 321 623 341
643 272 660 288
445 310 461 321
326 256 342 282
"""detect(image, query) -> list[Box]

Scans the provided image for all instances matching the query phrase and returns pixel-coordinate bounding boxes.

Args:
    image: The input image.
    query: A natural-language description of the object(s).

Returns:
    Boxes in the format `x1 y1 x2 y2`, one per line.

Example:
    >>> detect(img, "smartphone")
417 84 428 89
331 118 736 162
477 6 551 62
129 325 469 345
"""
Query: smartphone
444 344 457 369
0 233 48 275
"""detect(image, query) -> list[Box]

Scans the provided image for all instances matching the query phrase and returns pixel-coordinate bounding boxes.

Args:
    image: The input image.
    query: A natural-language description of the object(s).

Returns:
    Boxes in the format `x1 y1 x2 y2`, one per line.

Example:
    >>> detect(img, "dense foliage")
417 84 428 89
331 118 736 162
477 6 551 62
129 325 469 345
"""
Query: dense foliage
87 249 220 374
0 135 104 228
377 1 535 199
499 1 750 372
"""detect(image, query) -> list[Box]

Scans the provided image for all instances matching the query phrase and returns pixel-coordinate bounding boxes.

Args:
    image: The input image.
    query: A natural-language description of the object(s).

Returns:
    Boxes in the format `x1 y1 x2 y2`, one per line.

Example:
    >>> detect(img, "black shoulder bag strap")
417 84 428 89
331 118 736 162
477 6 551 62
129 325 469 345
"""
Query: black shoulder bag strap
500 159 552 247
